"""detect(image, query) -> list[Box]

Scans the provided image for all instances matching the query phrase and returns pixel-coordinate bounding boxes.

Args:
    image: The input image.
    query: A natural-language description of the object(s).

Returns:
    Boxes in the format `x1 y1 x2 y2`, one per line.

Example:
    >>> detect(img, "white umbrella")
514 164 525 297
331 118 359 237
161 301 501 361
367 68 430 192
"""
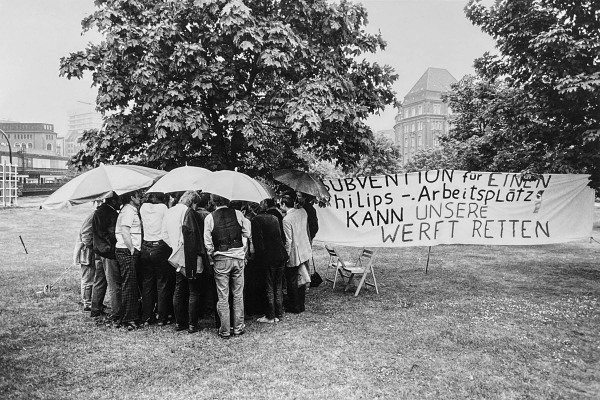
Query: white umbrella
41 164 165 209
197 170 272 203
146 166 212 193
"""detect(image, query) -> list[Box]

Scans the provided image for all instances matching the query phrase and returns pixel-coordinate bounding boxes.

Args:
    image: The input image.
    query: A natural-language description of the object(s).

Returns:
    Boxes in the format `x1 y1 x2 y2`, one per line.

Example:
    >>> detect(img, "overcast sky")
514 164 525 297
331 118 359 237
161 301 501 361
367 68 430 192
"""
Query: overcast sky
0 0 495 136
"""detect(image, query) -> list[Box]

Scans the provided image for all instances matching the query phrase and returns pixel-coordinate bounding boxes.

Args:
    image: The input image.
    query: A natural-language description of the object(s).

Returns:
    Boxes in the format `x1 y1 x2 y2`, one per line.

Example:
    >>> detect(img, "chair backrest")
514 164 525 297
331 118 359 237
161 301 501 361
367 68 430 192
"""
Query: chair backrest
325 244 345 267
357 248 374 268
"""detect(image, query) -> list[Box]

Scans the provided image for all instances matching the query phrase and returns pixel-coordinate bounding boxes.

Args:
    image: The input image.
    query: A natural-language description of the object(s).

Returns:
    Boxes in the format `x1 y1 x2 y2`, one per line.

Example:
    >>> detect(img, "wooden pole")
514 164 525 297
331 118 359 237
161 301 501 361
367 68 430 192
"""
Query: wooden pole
425 246 432 274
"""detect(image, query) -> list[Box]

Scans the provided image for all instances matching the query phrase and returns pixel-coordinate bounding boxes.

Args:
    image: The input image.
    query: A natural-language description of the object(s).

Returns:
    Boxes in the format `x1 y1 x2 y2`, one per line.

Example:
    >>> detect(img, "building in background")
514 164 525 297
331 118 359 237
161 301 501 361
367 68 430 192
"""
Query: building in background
0 121 70 193
64 109 103 157
394 67 457 164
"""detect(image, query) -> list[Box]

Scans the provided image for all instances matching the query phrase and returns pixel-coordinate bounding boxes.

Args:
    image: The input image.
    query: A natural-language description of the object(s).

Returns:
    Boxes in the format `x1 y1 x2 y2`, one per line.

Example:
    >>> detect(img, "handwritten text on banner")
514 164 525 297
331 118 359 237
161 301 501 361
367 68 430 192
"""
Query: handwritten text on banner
314 170 594 247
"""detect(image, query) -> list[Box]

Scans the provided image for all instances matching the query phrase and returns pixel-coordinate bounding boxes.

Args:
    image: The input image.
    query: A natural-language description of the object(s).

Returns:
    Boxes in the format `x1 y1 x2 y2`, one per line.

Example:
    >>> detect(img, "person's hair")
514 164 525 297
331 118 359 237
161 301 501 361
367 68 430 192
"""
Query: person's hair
106 192 120 205
198 192 211 208
120 190 142 205
210 194 230 207
144 192 165 204
179 190 201 207
262 198 276 209
280 195 294 208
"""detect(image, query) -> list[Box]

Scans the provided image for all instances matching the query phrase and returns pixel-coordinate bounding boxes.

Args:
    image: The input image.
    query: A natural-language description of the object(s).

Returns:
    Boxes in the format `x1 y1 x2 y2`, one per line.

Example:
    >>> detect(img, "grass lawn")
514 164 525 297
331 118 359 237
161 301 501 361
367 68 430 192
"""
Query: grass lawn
1 197 599 399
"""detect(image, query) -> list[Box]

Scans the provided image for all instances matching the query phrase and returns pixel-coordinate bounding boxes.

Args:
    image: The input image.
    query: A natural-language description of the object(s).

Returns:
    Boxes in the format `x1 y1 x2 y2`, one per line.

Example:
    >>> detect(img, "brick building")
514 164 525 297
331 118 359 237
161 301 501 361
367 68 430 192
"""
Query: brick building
394 67 457 164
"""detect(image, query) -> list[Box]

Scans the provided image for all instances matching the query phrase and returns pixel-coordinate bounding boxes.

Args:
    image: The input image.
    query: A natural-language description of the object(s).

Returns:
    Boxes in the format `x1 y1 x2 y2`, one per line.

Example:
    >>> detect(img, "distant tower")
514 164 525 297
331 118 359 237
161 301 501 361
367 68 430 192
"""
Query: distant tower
65 109 103 157
394 67 457 164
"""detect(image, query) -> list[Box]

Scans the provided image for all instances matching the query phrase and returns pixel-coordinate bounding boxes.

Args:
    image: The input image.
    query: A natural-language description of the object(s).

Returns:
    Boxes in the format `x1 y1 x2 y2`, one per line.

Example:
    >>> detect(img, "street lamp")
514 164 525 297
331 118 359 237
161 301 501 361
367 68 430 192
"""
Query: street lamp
0 127 12 164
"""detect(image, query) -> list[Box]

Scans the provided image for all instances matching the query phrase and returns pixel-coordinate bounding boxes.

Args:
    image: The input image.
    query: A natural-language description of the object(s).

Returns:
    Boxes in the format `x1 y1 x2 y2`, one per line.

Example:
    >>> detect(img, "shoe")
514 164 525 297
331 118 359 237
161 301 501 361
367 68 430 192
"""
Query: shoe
157 321 165 327
175 324 187 332
218 331 231 340
274 318 280 322
83 305 91 312
256 316 275 324
108 321 122 329
188 325 199 334
233 330 245 336
124 322 139 331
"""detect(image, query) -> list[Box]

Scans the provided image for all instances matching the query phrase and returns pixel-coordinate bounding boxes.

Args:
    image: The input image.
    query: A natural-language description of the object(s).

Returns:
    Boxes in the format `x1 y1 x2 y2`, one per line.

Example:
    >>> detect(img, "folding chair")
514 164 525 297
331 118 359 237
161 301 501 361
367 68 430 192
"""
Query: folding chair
324 244 351 289
324 245 379 296
344 248 379 297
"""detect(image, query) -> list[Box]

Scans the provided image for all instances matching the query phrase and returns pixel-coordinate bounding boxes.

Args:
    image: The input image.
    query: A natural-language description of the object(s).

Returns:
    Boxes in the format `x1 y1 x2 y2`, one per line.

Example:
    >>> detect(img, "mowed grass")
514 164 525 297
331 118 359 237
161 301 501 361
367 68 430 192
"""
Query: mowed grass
1 197 599 399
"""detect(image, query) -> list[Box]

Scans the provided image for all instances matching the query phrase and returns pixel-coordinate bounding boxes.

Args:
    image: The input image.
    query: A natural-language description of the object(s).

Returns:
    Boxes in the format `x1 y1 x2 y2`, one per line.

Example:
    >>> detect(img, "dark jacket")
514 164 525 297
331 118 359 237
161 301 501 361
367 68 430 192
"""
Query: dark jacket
304 201 319 241
182 208 204 279
195 208 211 274
266 207 285 243
92 203 119 259
251 212 288 266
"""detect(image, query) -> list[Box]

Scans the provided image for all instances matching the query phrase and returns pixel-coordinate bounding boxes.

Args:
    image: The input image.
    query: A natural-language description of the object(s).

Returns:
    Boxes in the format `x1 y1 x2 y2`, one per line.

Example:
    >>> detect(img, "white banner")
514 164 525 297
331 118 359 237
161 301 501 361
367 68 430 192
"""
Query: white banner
314 170 594 247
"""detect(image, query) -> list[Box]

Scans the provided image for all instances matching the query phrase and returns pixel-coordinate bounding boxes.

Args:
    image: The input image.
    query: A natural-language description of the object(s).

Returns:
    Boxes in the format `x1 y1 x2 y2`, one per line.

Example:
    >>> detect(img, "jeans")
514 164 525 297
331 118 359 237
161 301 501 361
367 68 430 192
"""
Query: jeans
284 265 306 314
265 263 284 320
139 242 172 323
80 263 95 309
91 255 121 319
173 272 202 328
214 257 245 337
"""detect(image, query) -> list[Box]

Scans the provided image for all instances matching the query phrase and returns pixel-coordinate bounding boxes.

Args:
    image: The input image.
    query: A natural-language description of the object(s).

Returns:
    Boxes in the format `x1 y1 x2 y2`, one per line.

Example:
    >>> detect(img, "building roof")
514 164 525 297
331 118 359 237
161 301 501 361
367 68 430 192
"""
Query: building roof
406 67 457 97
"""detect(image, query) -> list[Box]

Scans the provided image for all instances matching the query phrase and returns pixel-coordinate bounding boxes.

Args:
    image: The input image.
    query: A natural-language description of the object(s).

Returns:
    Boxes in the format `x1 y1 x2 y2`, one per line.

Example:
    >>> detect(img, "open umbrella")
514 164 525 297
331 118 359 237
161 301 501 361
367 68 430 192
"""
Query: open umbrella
146 166 212 193
41 164 165 209
197 170 272 203
273 169 331 199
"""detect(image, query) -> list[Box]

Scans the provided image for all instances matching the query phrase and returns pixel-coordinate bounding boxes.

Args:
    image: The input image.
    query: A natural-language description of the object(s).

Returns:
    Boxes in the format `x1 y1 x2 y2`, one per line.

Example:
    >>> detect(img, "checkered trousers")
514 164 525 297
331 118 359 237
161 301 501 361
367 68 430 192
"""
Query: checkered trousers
115 248 141 323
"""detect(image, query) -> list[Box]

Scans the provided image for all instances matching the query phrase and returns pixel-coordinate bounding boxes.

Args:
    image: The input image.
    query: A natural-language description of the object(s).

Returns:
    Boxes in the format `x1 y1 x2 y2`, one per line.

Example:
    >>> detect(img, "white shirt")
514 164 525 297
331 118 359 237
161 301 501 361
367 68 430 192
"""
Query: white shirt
161 203 188 249
204 206 251 260
115 204 142 250
140 202 168 241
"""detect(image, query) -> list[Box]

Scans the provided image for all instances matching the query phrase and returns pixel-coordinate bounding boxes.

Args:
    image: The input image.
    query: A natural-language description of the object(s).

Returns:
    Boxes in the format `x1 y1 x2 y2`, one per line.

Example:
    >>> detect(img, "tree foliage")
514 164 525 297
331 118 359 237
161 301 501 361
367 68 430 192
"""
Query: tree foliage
453 0 600 186
348 134 402 177
60 0 397 176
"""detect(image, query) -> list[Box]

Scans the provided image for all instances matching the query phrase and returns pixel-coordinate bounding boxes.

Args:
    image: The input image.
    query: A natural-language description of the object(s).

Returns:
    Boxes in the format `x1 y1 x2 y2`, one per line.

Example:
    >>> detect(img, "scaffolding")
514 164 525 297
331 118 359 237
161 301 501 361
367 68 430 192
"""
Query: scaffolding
1 162 18 206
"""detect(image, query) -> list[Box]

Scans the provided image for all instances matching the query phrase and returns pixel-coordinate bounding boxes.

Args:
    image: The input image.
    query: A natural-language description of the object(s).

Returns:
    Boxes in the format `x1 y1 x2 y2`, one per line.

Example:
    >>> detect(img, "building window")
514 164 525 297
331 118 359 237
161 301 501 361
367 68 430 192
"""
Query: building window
47 144 52 151
411 123 416 132
418 121 423 131
433 104 441 114
28 143 33 149
411 107 415 117
433 136 439 146
404 109 409 118
418 135 423 146
417 105 422 115
411 135 416 146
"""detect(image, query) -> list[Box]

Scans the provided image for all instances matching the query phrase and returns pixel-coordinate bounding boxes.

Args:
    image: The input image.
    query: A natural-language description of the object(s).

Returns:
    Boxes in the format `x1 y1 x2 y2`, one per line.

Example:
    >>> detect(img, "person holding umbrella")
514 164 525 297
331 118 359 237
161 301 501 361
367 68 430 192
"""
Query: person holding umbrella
114 189 144 330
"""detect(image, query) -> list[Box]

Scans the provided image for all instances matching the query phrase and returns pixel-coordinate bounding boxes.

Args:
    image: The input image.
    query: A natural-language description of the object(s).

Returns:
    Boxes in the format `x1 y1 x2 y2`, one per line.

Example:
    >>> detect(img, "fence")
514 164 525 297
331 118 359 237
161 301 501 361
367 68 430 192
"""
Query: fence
1 163 18 206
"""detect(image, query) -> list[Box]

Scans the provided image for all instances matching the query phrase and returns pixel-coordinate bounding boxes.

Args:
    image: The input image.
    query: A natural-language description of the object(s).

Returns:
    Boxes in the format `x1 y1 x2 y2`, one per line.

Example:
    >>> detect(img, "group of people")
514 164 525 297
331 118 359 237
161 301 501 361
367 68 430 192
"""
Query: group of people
73 188 319 338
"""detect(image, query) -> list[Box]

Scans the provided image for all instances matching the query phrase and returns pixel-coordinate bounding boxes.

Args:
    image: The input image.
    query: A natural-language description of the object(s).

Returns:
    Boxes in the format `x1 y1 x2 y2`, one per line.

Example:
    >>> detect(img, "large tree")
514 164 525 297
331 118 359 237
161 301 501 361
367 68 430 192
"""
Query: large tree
60 0 397 175
454 0 600 186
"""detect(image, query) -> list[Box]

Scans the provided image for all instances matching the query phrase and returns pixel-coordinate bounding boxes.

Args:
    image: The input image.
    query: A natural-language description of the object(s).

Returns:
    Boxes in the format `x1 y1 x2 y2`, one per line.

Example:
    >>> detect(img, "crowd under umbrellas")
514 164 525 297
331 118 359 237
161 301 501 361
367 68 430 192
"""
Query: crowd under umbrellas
43 164 329 337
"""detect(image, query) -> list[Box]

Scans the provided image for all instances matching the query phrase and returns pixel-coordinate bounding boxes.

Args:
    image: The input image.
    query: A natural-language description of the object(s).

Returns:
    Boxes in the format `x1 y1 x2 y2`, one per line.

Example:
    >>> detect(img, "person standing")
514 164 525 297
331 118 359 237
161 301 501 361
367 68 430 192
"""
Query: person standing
115 190 144 330
162 191 204 333
204 194 251 339
281 195 312 314
90 193 121 323
139 193 170 326
72 210 95 312
252 200 288 323
297 192 319 243
194 193 216 324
